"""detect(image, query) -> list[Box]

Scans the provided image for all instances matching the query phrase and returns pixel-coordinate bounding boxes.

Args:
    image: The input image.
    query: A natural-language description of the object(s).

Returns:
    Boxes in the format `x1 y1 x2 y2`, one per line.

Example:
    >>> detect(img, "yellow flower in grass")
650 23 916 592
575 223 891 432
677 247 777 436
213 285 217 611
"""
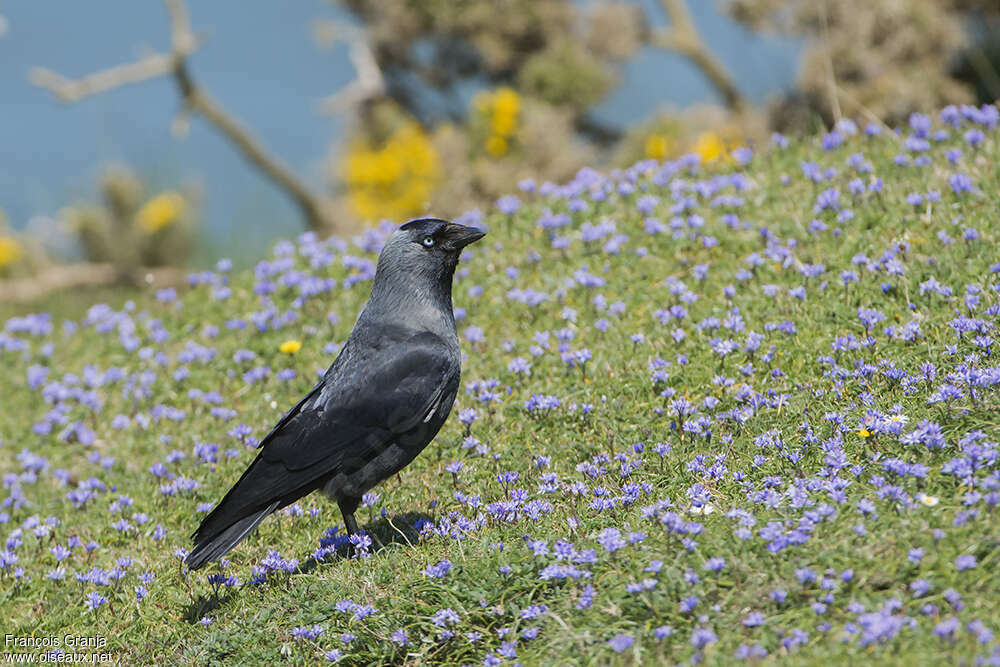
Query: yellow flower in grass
857 428 872 438
136 192 184 234
645 134 669 160
0 236 23 268
692 131 726 164
279 340 302 355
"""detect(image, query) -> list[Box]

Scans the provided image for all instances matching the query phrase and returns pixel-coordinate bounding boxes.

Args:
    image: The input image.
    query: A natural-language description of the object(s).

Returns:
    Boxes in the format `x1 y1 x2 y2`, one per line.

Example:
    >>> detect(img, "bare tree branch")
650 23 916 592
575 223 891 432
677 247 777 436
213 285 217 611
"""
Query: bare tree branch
172 61 336 234
0 263 187 304
30 55 180 103
30 0 343 235
317 24 385 115
164 0 195 53
652 0 748 114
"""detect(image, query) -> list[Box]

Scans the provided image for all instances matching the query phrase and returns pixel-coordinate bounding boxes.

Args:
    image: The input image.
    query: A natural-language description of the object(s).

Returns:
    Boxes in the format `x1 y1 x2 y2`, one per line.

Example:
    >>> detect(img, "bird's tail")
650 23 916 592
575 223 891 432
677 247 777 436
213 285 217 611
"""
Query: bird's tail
185 501 278 570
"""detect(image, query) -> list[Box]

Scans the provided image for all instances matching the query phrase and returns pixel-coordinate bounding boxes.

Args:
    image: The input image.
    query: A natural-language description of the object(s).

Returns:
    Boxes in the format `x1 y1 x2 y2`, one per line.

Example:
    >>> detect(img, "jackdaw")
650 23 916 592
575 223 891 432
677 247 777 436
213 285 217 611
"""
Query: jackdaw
185 218 486 569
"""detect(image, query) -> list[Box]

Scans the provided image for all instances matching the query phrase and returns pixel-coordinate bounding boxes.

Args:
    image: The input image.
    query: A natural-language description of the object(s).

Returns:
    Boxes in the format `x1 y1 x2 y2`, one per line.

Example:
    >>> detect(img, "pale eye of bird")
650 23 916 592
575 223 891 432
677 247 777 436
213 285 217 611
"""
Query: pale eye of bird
421 235 435 248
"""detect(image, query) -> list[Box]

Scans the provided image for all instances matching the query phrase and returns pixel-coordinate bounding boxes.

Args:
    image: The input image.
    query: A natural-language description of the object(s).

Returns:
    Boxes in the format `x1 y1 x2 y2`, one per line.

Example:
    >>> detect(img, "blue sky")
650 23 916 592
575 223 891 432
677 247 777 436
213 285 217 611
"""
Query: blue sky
0 1 799 261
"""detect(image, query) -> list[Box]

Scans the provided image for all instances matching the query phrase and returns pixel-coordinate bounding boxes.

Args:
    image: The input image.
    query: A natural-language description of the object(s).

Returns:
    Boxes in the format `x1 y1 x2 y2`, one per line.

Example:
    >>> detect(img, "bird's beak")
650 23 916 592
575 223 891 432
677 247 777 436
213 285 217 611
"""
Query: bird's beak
446 225 487 249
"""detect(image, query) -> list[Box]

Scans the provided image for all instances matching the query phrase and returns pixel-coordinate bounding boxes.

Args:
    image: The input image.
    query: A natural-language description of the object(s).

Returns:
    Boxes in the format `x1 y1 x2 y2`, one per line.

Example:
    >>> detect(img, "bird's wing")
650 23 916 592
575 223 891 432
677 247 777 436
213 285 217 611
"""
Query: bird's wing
191 331 457 545
262 334 456 471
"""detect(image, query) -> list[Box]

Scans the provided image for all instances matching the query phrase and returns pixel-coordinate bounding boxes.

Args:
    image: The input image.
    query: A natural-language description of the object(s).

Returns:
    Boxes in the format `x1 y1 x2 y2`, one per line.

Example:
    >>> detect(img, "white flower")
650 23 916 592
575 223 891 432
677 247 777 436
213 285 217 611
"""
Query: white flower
917 493 939 507
690 504 715 515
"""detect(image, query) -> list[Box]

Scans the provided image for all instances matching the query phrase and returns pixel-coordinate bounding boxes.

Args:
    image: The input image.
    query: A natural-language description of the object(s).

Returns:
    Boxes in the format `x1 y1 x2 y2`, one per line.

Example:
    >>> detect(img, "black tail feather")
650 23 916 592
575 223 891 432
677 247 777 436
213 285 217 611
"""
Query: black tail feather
185 502 278 570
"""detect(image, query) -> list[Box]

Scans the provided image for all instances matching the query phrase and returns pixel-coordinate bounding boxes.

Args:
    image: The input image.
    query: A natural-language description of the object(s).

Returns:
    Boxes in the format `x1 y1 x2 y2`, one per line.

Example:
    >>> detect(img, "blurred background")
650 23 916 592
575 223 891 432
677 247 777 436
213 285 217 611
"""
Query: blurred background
0 0 998 299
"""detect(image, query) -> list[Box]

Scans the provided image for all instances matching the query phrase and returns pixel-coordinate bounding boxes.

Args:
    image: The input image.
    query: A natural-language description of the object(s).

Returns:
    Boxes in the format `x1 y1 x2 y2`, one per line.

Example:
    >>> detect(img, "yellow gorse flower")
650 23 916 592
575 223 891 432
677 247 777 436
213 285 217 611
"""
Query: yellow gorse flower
136 192 185 234
485 135 508 158
474 87 521 157
0 235 23 269
692 131 727 164
645 134 669 160
491 88 520 134
343 121 440 222
279 340 302 355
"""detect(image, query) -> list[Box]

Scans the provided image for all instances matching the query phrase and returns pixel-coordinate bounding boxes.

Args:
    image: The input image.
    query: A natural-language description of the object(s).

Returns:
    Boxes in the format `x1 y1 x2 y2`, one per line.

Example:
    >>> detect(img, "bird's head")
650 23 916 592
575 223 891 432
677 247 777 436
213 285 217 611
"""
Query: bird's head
371 218 487 303
397 217 487 255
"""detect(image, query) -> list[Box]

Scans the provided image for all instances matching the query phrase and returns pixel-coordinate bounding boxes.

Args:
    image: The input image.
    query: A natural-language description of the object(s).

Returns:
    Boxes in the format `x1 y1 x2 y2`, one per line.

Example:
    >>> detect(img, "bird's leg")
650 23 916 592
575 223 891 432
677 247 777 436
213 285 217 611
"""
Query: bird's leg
340 511 359 558
338 496 360 537
338 497 361 557
343 511 359 537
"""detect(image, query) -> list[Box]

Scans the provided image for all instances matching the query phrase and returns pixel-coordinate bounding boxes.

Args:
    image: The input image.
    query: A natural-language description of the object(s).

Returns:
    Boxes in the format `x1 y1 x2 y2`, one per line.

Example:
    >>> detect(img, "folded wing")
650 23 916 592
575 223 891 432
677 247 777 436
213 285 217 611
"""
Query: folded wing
186 331 457 569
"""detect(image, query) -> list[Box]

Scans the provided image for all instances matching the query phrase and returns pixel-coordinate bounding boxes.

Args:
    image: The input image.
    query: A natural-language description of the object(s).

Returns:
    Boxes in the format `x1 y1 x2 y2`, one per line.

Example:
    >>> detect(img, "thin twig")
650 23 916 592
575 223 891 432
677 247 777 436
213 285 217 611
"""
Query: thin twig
30 55 179 103
172 61 333 230
317 25 385 115
818 0 842 123
832 83 896 139
653 0 748 114
30 0 342 234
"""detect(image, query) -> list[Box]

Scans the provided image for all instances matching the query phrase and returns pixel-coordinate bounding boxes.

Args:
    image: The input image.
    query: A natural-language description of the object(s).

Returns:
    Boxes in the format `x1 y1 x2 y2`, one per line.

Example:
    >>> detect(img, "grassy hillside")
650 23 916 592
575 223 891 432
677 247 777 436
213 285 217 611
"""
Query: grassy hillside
3 105 1000 665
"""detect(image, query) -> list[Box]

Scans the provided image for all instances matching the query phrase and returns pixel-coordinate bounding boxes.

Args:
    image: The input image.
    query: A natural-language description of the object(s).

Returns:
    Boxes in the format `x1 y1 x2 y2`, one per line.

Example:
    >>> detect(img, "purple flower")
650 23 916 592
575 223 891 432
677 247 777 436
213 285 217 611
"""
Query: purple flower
423 560 452 578
608 634 634 653
690 626 718 649
704 557 726 572
597 528 625 553
508 357 532 375
291 624 325 640
955 554 978 571
949 173 974 195
910 579 931 597
520 603 548 619
935 617 960 640
965 129 985 146
84 591 107 611
431 608 460 627
577 584 595 609
496 195 521 215
732 147 753 165
821 132 842 150
680 596 699 613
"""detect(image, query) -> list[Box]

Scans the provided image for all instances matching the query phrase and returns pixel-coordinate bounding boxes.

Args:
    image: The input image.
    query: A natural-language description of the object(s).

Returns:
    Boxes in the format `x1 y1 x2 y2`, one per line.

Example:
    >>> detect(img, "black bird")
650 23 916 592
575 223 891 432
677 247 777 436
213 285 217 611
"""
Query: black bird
185 218 486 570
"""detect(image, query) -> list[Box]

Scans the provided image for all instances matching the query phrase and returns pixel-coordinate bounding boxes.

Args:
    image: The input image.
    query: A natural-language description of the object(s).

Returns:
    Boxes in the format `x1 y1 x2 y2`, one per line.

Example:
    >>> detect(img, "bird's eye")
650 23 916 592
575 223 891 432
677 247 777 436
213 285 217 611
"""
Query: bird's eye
421 235 435 248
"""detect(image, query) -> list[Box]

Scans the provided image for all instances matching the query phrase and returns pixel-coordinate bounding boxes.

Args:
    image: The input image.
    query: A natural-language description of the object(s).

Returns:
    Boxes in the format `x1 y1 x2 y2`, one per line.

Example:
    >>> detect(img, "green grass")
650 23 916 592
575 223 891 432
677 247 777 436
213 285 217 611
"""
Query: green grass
2 112 1000 665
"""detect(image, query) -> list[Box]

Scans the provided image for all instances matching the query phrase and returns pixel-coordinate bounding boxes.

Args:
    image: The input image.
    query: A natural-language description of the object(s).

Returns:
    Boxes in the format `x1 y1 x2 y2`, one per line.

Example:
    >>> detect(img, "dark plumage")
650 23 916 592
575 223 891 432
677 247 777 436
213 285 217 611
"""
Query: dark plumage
185 218 486 570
